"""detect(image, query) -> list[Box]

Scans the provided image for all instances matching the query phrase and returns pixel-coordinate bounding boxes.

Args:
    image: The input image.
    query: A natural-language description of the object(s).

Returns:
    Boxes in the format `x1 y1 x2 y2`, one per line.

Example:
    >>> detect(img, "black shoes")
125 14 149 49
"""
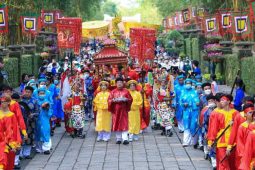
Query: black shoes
193 144 198 149
44 150 50 155
116 141 122 144
14 164 21 169
179 130 184 133
123 140 129 145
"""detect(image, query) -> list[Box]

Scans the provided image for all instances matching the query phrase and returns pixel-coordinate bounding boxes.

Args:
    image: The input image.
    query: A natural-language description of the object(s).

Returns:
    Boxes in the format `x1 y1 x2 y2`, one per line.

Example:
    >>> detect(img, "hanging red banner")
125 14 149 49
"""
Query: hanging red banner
41 9 62 27
20 16 41 35
0 6 8 33
231 11 252 40
203 14 220 37
57 18 82 54
217 9 233 37
130 28 156 63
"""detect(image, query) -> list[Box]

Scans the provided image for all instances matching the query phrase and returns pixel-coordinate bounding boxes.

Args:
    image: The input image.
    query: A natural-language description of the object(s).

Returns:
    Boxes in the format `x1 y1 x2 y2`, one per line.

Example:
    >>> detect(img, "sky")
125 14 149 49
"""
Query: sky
112 0 140 9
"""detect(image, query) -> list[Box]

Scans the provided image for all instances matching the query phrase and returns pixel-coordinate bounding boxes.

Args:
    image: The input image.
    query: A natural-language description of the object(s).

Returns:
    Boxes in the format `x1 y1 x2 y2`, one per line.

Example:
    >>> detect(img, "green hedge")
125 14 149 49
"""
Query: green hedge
185 38 192 58
223 54 240 86
3 57 19 87
241 57 255 95
191 38 200 62
33 53 42 76
20 55 33 77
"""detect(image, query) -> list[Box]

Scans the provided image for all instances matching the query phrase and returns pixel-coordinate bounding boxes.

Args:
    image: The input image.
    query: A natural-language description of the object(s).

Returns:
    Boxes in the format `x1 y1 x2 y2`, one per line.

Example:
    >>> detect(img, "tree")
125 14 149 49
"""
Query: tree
102 1 118 16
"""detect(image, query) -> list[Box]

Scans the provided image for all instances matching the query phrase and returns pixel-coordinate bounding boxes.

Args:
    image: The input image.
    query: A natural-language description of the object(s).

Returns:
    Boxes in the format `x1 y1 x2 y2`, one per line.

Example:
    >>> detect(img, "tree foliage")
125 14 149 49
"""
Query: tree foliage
102 1 118 16
153 0 248 17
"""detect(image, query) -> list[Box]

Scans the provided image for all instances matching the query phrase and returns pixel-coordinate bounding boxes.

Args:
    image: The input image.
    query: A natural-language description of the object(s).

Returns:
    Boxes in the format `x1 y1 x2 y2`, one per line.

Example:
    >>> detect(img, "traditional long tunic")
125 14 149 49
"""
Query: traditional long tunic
93 91 111 132
236 122 255 169
9 100 27 145
0 111 20 170
240 130 255 170
108 88 133 131
0 113 14 170
207 108 238 170
128 90 142 134
227 111 246 169
36 98 52 143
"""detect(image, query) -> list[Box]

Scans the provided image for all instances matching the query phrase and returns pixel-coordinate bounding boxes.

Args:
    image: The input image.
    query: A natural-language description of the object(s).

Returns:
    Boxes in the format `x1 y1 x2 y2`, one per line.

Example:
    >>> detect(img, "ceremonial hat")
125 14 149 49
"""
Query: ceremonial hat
185 78 192 84
127 80 138 86
99 81 109 86
38 78 47 83
177 75 184 79
196 82 203 87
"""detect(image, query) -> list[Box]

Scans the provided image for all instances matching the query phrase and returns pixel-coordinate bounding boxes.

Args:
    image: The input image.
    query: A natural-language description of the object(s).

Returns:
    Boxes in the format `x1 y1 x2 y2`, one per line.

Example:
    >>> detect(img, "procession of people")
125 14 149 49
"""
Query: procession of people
0 41 255 170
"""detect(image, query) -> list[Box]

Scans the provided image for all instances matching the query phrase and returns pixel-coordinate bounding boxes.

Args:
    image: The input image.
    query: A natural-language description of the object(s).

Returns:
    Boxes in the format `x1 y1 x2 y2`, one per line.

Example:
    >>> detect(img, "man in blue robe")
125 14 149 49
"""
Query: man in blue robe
173 75 185 133
180 79 198 147
35 88 53 155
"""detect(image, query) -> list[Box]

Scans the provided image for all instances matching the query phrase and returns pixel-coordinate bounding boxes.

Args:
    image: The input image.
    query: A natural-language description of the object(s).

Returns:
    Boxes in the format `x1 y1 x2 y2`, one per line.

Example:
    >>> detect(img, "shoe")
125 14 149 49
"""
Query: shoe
182 144 188 147
44 151 50 155
97 137 102 142
167 131 173 137
204 154 209 160
103 139 109 142
116 141 122 144
78 134 86 139
56 123 61 127
179 130 184 133
123 140 129 145
25 156 33 159
193 144 198 149
199 146 204 151
14 164 21 169
161 129 166 136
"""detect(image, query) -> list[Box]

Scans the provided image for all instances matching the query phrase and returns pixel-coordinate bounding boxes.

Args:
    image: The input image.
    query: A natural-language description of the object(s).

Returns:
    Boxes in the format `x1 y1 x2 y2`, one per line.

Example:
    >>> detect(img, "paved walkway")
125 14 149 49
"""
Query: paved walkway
24 120 211 170
23 85 234 170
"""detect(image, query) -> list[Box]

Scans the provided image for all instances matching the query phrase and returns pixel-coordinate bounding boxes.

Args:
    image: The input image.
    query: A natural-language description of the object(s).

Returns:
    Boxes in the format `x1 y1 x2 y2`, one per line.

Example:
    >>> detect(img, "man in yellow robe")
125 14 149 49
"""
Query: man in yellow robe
127 80 143 142
93 81 111 142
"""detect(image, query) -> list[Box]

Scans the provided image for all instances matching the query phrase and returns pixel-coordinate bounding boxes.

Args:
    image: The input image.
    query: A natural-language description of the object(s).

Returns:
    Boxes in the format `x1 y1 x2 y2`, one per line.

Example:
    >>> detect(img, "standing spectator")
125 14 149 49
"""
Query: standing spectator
234 78 245 111
211 74 218 95
192 60 201 76
20 73 29 93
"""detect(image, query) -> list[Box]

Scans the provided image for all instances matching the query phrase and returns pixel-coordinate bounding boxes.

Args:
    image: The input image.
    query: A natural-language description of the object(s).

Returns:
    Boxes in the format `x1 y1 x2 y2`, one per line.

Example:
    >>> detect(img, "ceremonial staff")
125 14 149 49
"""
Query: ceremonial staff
230 69 240 95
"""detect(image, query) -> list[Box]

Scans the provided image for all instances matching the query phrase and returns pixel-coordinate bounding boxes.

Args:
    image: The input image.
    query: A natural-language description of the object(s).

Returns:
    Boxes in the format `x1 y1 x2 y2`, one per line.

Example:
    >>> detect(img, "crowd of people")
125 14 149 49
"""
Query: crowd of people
0 41 254 170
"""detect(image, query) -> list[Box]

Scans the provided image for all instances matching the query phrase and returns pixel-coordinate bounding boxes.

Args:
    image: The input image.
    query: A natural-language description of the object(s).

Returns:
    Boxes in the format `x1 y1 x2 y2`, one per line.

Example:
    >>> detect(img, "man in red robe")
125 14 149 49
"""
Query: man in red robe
207 94 238 170
234 104 255 169
108 77 133 145
2 86 27 169
240 129 255 170
227 97 255 169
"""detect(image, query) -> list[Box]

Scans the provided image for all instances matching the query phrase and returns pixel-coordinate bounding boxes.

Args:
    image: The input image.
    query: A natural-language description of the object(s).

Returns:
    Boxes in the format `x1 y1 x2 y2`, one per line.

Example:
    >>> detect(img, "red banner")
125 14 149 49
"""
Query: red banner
130 28 156 63
57 18 82 54
0 6 8 33
41 9 62 27
203 14 220 36
20 16 41 35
